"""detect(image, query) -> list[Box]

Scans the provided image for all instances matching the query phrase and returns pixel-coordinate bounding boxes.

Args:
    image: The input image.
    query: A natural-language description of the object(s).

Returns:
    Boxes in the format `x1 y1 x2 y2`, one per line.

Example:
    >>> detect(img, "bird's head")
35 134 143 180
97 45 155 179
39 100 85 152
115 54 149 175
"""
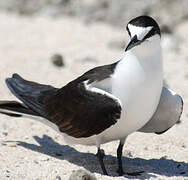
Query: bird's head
125 16 161 52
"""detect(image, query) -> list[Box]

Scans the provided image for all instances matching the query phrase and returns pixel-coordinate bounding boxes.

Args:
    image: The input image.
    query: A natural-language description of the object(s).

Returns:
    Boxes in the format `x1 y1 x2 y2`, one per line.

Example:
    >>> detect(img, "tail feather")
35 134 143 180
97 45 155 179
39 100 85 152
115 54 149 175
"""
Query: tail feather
0 100 39 117
0 100 60 133
5 73 57 117
0 74 60 132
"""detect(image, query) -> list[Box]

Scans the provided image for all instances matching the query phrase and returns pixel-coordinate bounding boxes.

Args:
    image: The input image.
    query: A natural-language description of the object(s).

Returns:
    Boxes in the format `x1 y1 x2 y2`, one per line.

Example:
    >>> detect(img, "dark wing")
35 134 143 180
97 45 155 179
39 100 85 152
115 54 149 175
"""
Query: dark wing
5 62 121 138
45 62 121 138
44 81 121 138
79 62 118 83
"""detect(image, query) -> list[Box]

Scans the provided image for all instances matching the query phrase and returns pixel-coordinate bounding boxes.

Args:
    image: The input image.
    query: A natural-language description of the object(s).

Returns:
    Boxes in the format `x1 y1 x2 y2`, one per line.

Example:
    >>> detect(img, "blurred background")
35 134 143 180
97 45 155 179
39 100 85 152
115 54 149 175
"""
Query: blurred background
0 1 187 179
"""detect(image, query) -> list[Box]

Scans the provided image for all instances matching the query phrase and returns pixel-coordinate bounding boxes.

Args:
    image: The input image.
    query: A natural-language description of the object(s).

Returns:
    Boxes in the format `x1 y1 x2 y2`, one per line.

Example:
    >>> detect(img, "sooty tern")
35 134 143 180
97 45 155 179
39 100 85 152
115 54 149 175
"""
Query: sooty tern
0 16 183 176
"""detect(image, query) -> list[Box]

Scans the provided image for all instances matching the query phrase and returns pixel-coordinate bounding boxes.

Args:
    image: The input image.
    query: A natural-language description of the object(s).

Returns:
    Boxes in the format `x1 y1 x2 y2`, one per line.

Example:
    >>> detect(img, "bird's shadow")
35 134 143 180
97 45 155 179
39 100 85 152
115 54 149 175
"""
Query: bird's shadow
14 135 188 179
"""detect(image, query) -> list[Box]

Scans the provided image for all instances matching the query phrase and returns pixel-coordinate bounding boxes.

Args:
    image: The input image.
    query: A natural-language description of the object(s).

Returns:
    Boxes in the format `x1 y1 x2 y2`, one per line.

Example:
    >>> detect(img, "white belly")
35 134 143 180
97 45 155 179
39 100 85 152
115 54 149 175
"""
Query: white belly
63 46 163 146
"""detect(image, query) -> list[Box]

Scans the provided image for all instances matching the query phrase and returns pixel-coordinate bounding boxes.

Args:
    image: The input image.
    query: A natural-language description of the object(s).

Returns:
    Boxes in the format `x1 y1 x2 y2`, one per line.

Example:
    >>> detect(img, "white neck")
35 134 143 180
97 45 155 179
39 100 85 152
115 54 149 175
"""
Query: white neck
130 34 161 61
113 34 163 101
110 34 163 138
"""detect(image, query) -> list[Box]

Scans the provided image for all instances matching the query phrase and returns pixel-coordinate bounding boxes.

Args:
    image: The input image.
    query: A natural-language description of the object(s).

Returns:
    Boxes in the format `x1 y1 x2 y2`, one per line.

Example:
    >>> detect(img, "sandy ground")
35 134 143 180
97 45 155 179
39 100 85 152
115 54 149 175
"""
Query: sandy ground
0 12 187 180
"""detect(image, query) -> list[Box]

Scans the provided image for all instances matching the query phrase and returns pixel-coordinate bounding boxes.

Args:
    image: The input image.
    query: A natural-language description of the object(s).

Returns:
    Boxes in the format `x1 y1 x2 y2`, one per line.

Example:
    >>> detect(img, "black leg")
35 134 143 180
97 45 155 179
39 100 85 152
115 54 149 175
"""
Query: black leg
117 140 125 176
116 138 144 176
96 148 108 175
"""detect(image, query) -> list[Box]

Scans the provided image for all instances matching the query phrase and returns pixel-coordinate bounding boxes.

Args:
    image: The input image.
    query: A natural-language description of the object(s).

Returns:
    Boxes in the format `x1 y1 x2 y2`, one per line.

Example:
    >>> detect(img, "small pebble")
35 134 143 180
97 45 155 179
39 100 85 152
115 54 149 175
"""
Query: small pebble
25 136 29 140
51 54 65 67
182 144 186 148
40 157 50 161
2 132 8 136
160 155 167 160
69 169 97 180
176 120 181 124
56 175 62 180
34 160 39 164
1 142 7 146
125 150 133 157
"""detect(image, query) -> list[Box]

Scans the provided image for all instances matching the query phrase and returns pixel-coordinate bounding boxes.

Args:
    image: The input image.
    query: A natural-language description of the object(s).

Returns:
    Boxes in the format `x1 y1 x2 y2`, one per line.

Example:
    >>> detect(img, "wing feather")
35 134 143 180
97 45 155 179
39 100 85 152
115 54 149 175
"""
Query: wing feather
44 81 121 138
5 62 121 138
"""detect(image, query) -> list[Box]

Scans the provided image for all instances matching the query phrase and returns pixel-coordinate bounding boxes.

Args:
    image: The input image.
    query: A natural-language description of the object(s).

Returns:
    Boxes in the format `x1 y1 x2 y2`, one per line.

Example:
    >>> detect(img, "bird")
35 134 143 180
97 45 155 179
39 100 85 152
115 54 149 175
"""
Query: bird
0 15 182 176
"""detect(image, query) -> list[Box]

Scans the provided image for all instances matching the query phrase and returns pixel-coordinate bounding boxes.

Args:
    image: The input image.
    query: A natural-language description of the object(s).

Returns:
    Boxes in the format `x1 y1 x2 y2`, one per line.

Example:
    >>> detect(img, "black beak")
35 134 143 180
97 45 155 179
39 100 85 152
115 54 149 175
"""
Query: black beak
125 35 141 51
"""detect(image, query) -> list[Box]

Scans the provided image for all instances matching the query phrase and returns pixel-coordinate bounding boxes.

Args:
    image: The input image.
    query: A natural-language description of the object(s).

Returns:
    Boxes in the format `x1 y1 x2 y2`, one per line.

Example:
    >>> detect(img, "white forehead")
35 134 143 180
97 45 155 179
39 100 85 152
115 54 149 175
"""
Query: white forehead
127 24 153 40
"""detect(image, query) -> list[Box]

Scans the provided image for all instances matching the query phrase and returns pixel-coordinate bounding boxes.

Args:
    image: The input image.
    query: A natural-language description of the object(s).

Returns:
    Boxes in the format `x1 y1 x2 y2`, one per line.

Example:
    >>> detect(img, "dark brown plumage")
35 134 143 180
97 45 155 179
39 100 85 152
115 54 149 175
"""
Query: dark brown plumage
4 62 121 138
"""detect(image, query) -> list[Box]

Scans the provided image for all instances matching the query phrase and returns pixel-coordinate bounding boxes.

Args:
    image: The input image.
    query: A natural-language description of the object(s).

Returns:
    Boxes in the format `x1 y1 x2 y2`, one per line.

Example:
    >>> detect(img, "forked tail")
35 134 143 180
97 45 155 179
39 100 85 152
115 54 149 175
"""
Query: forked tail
0 73 57 119
0 100 39 117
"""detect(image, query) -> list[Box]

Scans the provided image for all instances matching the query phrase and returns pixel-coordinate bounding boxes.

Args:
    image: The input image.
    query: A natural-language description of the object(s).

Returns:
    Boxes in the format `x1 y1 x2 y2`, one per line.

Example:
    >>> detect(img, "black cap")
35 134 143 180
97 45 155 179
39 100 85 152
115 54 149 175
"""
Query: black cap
126 16 161 39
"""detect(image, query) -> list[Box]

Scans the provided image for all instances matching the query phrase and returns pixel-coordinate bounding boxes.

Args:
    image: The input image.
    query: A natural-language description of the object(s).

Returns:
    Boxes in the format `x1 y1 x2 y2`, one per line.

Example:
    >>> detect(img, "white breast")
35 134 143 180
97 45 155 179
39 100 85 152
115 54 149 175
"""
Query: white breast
95 36 163 144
